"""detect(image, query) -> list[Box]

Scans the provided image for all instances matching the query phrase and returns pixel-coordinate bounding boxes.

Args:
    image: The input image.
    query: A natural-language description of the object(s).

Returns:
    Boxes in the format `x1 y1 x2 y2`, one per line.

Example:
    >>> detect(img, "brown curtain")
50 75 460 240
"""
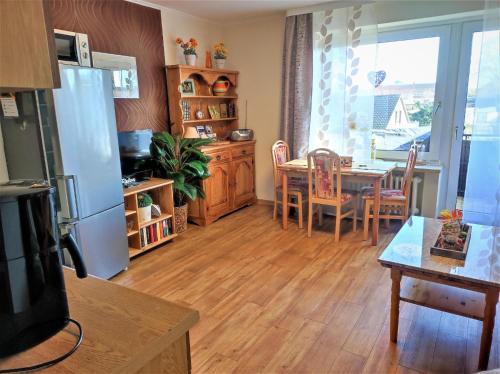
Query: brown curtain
280 13 313 159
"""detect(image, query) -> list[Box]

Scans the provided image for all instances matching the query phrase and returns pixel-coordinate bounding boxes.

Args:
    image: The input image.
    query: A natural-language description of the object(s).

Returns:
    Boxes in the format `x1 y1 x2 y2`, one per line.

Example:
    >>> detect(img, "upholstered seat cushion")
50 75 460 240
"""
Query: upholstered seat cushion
362 187 405 200
337 192 354 203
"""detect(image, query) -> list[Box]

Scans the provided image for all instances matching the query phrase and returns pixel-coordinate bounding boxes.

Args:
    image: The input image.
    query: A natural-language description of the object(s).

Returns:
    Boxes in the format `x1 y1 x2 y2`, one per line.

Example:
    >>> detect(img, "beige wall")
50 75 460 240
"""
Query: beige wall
161 8 223 65
223 15 286 201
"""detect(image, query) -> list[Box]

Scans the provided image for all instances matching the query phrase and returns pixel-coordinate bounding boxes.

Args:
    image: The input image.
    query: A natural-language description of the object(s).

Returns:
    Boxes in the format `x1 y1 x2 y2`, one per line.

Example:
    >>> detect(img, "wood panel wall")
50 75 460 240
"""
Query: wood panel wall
49 0 168 132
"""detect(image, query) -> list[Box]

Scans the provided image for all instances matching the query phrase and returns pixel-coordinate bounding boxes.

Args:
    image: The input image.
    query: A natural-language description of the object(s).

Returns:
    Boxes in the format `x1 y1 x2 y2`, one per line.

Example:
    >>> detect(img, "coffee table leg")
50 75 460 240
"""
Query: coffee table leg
390 268 402 343
282 172 288 230
478 289 499 371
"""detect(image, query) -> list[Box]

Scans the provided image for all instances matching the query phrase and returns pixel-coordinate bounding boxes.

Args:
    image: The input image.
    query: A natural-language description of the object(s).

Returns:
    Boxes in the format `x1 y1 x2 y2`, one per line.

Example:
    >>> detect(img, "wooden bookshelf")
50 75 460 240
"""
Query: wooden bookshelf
166 64 239 140
123 178 177 259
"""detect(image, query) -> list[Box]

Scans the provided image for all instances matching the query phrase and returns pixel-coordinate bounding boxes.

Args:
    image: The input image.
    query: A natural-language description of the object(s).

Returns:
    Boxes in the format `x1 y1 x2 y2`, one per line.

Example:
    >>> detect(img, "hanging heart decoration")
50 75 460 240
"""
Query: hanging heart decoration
368 70 386 88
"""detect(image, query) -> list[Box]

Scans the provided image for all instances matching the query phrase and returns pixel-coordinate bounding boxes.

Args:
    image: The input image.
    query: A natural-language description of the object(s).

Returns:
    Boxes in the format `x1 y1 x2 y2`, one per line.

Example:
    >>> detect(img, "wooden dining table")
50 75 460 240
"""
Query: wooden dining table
278 159 397 245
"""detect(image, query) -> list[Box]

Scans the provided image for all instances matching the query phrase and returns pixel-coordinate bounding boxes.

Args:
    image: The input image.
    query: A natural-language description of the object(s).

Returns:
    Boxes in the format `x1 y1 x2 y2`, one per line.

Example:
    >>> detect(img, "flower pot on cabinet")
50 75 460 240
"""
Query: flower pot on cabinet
214 58 226 69
185 54 197 66
138 206 152 222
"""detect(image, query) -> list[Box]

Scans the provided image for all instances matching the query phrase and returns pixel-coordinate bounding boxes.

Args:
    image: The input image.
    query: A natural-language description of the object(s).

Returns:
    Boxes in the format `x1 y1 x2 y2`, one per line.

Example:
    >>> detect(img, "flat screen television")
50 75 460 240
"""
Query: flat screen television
118 130 153 180
118 130 153 159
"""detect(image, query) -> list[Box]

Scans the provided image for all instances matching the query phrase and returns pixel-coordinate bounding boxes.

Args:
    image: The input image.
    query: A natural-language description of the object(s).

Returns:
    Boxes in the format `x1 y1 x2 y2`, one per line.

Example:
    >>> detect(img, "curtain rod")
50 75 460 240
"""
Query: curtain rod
286 0 372 17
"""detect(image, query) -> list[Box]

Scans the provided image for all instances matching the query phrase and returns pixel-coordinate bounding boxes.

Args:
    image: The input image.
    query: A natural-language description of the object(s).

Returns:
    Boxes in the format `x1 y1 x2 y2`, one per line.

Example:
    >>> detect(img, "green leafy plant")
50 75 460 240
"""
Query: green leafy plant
138 193 153 208
150 132 212 207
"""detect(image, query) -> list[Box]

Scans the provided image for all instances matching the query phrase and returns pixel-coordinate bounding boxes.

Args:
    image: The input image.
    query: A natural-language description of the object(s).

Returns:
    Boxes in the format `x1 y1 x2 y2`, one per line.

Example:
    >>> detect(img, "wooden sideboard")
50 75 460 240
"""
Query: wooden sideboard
189 141 256 226
0 268 199 373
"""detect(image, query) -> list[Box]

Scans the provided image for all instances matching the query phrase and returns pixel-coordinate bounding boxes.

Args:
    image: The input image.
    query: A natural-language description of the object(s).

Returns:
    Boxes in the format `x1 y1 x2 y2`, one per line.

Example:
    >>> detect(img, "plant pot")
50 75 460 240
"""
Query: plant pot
174 204 188 233
138 206 152 223
214 58 226 69
185 54 197 66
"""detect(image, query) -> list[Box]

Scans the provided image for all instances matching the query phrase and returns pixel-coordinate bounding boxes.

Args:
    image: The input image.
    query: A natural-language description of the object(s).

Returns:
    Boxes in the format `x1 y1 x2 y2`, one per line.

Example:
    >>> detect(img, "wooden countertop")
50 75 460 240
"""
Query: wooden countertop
200 139 256 152
0 268 199 373
123 177 173 197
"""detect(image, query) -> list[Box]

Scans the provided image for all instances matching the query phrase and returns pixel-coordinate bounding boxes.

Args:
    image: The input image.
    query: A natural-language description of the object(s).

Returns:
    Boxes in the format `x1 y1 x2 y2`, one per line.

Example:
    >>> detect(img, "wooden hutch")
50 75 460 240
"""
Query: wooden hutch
165 65 256 225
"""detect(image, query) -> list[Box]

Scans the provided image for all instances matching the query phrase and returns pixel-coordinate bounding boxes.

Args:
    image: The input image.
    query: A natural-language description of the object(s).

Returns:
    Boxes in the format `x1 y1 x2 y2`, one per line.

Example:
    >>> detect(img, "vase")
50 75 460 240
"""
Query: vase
138 206 152 223
174 204 188 233
212 80 230 96
185 54 196 66
214 58 226 69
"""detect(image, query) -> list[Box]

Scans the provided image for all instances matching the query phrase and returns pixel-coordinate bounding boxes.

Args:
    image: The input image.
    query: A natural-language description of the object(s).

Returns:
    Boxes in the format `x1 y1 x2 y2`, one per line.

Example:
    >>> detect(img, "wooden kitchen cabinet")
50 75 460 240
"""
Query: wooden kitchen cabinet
0 0 60 91
232 156 255 207
189 141 256 226
206 161 232 218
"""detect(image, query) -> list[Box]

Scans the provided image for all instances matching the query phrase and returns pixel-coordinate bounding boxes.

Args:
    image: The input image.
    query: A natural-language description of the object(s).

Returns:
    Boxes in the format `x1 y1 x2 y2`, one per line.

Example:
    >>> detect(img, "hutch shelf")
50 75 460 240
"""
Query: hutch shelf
123 178 177 259
166 64 240 139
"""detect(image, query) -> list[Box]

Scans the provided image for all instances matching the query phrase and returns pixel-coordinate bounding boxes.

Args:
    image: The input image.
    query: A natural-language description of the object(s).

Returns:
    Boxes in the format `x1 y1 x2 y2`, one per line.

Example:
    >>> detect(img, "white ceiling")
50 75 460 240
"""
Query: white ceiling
146 0 330 21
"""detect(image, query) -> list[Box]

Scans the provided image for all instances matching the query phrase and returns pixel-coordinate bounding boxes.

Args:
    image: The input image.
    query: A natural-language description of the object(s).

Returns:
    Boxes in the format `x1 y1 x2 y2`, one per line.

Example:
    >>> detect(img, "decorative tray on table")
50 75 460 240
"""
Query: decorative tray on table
431 211 471 260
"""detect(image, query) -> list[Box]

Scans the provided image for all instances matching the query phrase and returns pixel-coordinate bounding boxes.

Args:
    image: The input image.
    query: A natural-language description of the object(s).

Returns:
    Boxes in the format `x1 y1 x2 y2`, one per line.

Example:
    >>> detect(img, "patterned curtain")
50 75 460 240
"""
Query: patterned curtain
463 2 500 226
280 14 313 159
310 5 377 161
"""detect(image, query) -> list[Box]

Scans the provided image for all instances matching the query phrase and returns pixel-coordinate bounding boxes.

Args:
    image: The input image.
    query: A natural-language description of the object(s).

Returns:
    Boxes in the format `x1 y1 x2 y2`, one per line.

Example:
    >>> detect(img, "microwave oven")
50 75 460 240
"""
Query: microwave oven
54 29 92 67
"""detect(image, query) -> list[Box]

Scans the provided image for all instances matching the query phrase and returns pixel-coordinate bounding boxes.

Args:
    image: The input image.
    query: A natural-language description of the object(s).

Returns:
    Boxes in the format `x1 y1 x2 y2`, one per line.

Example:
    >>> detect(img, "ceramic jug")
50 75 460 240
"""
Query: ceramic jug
213 80 230 96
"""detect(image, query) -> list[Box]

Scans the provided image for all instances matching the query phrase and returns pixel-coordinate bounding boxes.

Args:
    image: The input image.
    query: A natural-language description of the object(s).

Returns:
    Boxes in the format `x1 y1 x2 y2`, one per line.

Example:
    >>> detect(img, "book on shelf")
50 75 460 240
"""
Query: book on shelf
139 218 173 247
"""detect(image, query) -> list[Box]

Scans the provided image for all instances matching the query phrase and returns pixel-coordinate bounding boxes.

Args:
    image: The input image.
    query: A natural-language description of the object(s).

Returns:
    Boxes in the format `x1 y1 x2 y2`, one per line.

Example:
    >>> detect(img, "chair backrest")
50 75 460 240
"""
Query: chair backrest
271 140 290 188
401 144 418 197
307 148 343 203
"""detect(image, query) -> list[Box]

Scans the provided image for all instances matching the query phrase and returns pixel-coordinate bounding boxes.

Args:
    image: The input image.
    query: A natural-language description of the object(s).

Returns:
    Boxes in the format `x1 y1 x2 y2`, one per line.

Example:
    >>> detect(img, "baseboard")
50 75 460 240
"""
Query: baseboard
257 199 274 206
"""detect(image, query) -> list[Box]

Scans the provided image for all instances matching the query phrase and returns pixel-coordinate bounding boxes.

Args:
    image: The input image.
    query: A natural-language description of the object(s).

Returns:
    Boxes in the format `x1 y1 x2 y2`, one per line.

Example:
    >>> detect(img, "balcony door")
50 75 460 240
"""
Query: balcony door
447 21 497 211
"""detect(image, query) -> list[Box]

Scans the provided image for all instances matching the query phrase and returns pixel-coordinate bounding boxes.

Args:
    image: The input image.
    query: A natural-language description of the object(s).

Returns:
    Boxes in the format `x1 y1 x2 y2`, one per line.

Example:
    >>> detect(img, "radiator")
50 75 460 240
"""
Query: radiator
345 175 423 215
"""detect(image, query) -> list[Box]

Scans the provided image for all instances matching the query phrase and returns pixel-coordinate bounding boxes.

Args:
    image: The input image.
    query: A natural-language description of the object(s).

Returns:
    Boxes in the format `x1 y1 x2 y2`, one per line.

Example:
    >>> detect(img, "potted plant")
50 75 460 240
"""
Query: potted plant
176 37 198 66
150 132 212 233
213 42 228 69
137 193 153 222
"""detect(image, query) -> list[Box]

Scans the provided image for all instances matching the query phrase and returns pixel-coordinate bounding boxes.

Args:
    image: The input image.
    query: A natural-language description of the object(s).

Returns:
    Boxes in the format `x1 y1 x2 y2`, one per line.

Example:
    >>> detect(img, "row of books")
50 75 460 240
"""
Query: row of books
140 218 172 247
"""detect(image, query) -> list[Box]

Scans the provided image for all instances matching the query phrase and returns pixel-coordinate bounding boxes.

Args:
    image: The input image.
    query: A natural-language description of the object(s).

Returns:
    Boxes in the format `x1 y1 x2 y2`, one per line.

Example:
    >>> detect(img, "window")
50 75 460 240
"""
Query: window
373 33 442 153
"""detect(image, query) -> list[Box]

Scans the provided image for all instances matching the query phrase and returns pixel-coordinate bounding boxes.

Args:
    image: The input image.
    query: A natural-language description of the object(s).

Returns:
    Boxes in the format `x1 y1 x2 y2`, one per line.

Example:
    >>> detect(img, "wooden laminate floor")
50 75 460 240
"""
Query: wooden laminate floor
114 204 500 373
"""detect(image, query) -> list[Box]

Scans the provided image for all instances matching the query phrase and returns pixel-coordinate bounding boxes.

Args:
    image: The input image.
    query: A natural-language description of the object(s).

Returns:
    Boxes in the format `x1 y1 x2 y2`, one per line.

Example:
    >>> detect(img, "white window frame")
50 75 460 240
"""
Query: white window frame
374 24 452 161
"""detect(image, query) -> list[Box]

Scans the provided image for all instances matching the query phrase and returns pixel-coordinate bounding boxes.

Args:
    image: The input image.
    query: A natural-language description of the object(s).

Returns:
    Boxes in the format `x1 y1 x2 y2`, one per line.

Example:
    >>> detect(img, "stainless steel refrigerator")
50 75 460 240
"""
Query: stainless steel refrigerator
0 65 129 279
46 65 129 279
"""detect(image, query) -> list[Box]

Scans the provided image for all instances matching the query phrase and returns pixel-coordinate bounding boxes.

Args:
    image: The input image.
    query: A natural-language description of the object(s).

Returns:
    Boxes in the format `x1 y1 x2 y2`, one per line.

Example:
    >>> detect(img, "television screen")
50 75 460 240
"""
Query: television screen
118 130 152 159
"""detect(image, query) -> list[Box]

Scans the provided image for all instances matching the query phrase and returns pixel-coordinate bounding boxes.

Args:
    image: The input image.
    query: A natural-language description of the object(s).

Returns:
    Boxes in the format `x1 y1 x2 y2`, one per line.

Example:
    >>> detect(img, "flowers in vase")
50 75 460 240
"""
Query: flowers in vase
439 209 463 222
213 42 228 59
439 209 463 234
176 37 198 55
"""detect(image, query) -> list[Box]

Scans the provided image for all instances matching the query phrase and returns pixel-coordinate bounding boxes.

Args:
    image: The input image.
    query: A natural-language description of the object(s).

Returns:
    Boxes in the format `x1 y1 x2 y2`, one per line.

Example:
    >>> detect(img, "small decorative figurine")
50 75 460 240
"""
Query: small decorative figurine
205 51 212 69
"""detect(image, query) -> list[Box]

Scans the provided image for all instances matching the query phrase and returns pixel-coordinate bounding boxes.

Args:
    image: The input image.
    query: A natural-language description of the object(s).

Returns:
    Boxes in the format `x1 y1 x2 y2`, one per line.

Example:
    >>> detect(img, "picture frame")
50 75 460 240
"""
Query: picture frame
205 125 217 140
208 105 220 119
219 103 228 118
180 79 196 96
92 52 139 99
195 125 207 138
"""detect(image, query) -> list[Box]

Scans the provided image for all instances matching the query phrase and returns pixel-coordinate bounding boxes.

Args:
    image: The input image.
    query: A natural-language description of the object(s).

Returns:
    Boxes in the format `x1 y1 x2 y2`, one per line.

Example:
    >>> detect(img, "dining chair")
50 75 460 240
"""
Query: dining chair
362 144 418 240
271 140 307 228
307 148 357 242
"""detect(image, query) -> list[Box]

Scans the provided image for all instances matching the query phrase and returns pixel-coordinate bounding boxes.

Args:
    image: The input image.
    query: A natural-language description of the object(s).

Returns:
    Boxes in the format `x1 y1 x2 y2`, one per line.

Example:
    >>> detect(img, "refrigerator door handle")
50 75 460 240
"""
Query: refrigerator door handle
56 175 81 222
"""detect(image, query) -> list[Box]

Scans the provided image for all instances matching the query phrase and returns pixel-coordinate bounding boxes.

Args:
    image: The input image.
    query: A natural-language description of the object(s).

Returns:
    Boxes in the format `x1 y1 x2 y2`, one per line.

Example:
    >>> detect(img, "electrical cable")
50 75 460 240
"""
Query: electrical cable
0 318 83 373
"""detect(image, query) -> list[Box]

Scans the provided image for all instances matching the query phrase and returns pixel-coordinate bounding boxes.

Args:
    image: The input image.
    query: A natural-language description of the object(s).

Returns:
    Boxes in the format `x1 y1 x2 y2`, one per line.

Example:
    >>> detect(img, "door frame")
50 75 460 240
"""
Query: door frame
445 20 483 209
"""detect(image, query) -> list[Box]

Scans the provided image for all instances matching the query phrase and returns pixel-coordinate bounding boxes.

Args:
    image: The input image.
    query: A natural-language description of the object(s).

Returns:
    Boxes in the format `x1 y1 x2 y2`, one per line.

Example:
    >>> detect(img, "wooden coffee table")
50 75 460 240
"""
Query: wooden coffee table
378 216 500 371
